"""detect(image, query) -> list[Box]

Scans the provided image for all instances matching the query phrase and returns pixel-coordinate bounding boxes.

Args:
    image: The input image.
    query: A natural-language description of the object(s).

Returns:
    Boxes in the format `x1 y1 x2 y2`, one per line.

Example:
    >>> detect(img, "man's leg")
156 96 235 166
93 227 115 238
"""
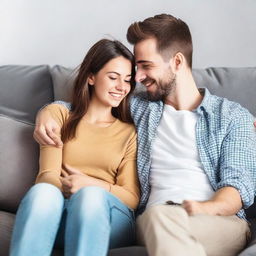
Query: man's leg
189 214 250 256
136 205 206 256
136 205 250 256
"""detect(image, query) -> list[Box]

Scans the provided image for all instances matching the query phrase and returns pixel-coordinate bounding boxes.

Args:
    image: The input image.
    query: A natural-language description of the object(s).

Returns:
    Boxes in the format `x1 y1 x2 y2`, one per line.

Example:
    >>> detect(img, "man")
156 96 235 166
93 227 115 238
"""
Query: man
34 14 256 256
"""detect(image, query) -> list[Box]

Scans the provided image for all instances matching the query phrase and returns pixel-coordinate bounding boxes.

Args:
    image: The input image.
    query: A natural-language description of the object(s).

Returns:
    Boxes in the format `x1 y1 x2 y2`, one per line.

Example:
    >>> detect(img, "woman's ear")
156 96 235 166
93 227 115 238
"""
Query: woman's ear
87 74 95 86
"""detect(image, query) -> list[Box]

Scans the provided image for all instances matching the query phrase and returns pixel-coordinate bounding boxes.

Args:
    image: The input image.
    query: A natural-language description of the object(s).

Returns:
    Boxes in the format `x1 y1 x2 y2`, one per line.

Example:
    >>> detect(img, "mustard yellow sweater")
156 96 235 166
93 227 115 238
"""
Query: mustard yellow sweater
35 104 140 209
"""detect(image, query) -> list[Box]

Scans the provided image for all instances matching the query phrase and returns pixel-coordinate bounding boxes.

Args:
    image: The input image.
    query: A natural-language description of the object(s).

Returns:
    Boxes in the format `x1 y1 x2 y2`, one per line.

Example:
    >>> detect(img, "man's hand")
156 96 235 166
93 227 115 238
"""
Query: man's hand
182 200 211 216
182 187 242 216
33 108 63 147
60 164 110 198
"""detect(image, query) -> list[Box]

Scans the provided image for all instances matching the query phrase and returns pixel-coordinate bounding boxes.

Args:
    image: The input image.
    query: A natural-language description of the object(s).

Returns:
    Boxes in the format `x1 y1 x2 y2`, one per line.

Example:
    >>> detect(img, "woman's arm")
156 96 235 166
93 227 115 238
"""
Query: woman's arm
109 131 140 209
35 104 68 190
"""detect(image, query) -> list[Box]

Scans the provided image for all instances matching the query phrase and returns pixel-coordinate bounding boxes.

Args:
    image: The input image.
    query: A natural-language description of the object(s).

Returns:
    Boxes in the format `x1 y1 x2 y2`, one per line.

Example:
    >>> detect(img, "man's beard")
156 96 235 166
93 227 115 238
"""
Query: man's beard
146 73 176 102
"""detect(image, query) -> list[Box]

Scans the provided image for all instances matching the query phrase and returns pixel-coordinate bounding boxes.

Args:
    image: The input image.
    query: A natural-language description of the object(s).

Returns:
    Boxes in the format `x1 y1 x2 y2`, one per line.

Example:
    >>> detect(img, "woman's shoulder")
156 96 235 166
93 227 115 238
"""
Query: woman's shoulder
44 103 70 126
116 120 137 135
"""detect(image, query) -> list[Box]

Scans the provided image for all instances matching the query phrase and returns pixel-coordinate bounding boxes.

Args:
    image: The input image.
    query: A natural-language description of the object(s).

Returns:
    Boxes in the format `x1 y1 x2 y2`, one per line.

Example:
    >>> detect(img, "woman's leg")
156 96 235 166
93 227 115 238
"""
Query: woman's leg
108 195 135 249
65 186 135 256
10 183 64 256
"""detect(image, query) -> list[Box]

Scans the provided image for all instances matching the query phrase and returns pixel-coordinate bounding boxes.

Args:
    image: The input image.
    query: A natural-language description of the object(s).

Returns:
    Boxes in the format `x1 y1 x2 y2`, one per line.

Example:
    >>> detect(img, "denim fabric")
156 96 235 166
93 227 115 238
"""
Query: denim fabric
10 183 135 256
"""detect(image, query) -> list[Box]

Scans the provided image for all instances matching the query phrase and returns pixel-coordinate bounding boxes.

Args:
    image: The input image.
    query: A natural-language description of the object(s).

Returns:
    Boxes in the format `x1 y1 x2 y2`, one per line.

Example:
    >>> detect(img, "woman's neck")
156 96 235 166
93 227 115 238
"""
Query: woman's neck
82 100 115 124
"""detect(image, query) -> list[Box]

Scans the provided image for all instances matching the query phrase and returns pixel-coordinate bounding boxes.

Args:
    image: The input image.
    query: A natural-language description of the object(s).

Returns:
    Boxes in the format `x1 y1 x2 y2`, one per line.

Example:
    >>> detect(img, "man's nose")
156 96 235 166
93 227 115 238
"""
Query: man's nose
135 70 146 83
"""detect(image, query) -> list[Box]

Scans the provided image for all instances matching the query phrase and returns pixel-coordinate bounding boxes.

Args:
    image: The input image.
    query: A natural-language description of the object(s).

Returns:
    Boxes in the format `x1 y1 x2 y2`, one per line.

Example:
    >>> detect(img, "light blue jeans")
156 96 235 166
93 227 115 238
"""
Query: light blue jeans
10 183 135 256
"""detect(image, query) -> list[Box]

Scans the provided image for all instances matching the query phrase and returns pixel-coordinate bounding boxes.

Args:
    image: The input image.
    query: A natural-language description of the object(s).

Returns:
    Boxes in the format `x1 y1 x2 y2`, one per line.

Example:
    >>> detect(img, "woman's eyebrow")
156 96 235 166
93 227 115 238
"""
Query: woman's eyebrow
107 71 120 75
107 72 132 77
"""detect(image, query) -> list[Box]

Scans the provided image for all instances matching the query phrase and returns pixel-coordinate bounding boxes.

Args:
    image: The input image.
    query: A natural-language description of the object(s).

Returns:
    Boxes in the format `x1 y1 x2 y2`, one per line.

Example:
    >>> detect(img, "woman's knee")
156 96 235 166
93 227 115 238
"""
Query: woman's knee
21 183 64 213
69 186 109 213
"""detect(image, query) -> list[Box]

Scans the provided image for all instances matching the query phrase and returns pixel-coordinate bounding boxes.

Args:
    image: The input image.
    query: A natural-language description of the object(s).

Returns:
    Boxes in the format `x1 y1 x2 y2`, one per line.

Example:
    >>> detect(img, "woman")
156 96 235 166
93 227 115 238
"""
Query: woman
10 39 140 256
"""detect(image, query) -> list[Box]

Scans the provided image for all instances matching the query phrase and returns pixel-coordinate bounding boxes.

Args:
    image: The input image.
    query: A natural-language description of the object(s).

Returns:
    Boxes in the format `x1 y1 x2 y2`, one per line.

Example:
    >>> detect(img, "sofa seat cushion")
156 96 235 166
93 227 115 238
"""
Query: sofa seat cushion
108 246 148 256
0 211 15 256
0 115 38 213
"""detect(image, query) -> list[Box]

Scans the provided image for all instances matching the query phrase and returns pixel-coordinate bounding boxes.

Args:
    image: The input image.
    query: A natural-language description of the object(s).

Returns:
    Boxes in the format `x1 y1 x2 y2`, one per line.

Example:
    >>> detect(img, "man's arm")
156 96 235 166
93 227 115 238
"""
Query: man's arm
34 101 71 146
184 114 256 216
182 187 242 216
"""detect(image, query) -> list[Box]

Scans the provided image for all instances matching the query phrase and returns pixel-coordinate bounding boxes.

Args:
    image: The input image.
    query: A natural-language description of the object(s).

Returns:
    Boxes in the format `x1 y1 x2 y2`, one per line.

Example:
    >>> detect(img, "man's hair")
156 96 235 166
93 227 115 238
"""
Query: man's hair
127 14 193 68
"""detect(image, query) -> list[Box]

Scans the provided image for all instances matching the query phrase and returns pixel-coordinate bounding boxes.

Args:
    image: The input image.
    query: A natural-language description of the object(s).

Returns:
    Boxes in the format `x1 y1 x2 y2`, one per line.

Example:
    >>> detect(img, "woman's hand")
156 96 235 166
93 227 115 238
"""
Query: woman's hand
60 164 110 198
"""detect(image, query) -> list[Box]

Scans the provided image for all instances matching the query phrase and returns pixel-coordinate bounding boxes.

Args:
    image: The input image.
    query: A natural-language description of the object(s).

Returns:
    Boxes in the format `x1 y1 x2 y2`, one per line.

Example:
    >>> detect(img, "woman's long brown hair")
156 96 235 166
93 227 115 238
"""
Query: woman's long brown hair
61 39 136 143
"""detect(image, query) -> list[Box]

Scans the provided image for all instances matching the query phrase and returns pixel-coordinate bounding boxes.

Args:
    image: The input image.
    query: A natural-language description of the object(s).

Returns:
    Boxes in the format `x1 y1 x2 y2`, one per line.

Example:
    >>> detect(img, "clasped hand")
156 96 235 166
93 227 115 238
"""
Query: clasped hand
60 164 95 198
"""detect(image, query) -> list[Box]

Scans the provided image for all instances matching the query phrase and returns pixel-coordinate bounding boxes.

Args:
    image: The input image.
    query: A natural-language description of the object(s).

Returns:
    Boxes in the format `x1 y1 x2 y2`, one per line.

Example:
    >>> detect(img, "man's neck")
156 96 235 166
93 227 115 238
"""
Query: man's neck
164 72 203 111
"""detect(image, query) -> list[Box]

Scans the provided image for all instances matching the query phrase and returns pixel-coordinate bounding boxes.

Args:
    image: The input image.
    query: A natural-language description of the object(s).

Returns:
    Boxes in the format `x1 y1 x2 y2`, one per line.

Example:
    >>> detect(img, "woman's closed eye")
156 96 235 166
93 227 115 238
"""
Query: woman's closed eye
109 76 117 80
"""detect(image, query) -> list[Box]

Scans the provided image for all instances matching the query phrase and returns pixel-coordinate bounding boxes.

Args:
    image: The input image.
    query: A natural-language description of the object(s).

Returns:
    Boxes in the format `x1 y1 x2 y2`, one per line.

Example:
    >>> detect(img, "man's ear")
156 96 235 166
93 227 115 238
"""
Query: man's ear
170 52 185 72
88 74 95 86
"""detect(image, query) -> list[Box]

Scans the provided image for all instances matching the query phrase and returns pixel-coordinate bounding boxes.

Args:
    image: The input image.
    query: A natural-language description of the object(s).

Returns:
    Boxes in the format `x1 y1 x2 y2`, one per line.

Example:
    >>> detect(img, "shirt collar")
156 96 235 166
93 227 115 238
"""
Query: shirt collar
195 88 214 115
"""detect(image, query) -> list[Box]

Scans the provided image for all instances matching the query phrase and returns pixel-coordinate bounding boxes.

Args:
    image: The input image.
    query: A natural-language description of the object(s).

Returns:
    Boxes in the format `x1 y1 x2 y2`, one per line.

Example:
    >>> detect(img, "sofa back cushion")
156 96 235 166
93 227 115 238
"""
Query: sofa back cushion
0 115 39 213
0 65 54 124
192 67 256 116
50 65 76 101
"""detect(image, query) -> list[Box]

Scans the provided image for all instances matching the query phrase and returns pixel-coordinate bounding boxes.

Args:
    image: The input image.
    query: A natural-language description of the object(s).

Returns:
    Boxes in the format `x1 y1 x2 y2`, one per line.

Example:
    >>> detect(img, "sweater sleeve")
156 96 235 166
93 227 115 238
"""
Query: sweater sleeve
35 104 69 190
110 130 140 209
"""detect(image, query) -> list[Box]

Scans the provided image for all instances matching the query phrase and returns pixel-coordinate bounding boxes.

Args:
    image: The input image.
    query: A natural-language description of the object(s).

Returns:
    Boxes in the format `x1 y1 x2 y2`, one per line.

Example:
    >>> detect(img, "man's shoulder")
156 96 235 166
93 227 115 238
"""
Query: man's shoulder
209 94 253 120
206 94 254 132
130 92 162 109
53 100 72 110
131 91 149 104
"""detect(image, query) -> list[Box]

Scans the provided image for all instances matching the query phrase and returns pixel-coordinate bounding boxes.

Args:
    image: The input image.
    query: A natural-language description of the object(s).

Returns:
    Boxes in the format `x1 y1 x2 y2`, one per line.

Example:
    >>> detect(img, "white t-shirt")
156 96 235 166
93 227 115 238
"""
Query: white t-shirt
147 104 215 208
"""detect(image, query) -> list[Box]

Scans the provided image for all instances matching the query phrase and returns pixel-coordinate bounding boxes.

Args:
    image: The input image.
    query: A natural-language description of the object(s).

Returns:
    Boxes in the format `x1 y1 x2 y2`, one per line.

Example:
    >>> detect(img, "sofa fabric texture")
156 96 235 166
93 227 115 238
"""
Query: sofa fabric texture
0 65 255 256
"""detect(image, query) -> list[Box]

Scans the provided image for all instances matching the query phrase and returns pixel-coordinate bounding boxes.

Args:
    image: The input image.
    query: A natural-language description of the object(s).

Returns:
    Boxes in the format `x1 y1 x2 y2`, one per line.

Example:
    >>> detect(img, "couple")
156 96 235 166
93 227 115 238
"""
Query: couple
10 14 256 256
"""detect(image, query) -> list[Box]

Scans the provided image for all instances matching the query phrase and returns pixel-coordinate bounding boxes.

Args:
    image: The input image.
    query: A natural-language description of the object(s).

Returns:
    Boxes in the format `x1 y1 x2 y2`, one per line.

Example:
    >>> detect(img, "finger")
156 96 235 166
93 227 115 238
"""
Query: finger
34 126 57 145
46 129 63 148
63 164 82 175
254 121 256 128
60 177 72 187
45 127 63 148
61 169 69 178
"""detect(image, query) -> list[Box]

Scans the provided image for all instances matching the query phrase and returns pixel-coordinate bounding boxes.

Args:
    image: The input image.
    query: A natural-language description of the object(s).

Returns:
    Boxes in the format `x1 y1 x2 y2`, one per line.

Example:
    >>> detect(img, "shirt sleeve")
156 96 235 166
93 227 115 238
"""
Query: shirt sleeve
217 113 256 209
35 104 69 190
110 130 140 210
40 100 72 112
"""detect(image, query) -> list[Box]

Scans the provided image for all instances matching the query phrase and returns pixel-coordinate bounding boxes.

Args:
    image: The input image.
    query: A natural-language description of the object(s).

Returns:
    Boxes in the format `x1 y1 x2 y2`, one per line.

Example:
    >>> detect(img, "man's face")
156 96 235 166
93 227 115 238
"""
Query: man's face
134 38 176 101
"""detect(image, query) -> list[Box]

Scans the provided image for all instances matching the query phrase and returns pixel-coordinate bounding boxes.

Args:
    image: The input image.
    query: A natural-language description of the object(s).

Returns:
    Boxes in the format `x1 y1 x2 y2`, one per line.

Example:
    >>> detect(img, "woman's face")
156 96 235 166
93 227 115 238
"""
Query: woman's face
88 56 132 108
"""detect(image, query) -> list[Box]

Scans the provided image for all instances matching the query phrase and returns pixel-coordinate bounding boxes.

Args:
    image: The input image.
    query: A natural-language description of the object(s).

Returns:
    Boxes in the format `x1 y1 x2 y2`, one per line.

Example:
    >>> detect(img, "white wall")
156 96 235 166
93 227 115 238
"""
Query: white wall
0 0 256 68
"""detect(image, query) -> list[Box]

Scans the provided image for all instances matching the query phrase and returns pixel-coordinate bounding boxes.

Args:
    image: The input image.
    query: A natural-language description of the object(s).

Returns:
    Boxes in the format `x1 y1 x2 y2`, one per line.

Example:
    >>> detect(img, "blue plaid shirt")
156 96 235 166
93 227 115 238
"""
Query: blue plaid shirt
130 88 256 219
56 89 256 219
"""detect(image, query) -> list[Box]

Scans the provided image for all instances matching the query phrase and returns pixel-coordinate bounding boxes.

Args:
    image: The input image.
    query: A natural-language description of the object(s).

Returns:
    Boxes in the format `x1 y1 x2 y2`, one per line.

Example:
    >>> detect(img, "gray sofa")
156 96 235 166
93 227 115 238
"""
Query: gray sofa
0 65 255 256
